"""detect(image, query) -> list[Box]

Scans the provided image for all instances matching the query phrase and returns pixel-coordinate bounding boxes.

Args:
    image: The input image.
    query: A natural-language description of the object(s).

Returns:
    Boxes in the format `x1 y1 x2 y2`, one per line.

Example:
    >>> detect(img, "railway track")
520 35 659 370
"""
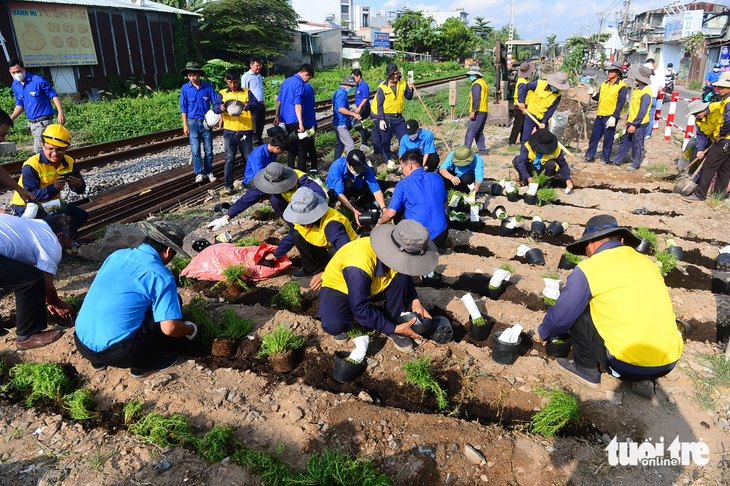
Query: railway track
20 73 466 241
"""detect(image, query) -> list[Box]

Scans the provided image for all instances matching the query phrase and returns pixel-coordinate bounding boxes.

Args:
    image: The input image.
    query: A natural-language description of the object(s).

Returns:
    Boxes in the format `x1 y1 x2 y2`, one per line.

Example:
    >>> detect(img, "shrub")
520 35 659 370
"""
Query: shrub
271 281 303 308
256 324 305 358
3 361 74 406
530 387 580 438
64 388 98 420
402 355 448 410
218 309 255 340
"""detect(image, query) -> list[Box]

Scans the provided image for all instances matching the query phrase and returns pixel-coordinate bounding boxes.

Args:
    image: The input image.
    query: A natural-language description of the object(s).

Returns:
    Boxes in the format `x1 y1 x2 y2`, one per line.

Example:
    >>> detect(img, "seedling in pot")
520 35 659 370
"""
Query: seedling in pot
256 323 305 359
377 171 387 181
514 214 525 223
234 236 260 247
543 297 557 306
499 263 516 273
530 387 580 438
122 400 143 425
563 251 583 264
536 187 558 206
212 263 252 294
531 171 552 187
271 281 303 309
655 250 678 277
402 355 449 410
633 226 658 254
449 211 467 222
471 316 487 326
63 388 98 420
218 309 255 339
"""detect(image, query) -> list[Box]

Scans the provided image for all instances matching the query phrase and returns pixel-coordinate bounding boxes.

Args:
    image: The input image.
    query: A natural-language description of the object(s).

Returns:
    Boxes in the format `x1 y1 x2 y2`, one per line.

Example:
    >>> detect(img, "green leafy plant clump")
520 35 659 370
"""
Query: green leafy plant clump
531 171 552 187
634 226 658 248
530 387 580 438
402 355 449 410
218 309 256 340
235 236 260 247
471 316 487 326
232 443 293 485
543 297 557 306
257 324 306 359
195 424 236 463
514 214 525 222
129 412 197 448
122 400 143 425
563 251 583 264
212 263 252 292
376 171 387 181
541 271 560 280
298 447 393 485
63 295 84 313
64 388 98 420
3 361 74 407
183 297 221 346
346 326 375 339
655 250 678 277
499 263 516 273
271 281 303 308
536 187 558 206
170 256 191 273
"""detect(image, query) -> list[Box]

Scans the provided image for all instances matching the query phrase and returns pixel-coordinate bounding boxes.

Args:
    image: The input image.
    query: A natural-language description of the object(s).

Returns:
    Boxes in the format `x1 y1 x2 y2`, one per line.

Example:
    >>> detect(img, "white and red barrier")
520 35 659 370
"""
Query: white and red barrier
683 96 700 150
653 88 664 132
664 91 679 141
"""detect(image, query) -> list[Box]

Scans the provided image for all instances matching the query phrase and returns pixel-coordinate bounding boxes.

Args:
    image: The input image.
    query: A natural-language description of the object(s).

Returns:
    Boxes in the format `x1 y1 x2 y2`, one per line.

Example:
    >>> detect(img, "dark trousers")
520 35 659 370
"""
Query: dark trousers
318 273 414 336
570 307 674 382
358 128 371 146
74 308 169 370
371 115 382 155
584 115 616 162
441 170 476 193
695 142 730 200
12 203 89 229
380 118 407 162
0 256 47 337
224 131 253 190
328 179 386 207
612 123 647 168
512 156 558 184
285 122 317 172
293 230 335 272
424 153 440 172
251 104 266 147
522 116 540 143
432 227 448 248
464 112 488 154
508 109 525 145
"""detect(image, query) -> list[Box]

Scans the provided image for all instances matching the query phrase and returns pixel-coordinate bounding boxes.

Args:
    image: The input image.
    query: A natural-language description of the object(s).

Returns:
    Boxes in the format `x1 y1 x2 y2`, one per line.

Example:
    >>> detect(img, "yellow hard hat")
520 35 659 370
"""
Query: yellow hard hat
41 124 71 148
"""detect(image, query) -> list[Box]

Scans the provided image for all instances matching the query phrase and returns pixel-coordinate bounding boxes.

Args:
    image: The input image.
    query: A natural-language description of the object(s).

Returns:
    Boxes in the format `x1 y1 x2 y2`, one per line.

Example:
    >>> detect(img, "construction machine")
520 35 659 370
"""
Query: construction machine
487 39 542 127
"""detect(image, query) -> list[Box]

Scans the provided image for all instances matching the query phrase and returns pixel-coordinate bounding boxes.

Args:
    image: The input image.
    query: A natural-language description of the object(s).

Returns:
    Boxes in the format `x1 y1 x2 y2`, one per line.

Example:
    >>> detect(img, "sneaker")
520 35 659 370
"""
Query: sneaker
207 174 217 183
195 174 205 183
334 332 350 342
624 166 638 171
130 354 179 379
682 194 703 203
598 160 609 165
93 363 108 372
293 268 320 277
389 334 414 351
556 358 601 388
224 187 236 195
584 158 594 163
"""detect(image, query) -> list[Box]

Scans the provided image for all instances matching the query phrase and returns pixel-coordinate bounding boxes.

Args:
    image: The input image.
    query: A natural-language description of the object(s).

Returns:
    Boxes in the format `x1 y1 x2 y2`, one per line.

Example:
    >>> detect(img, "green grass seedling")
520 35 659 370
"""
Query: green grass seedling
212 264 252 292
499 263 516 273
63 388 98 420
257 324 306 359
563 251 583 264
633 226 658 248
235 236 260 247
170 256 191 273
218 309 255 340
530 387 580 438
232 443 293 486
63 295 83 313
536 187 558 206
196 424 236 463
346 326 375 339
128 412 196 447
271 281 303 308
4 361 74 406
122 400 143 425
471 316 487 326
88 446 120 470
403 355 449 410
543 297 557 306
655 250 678 277
541 270 560 280
531 171 552 187
183 297 221 346
295 447 393 485
376 171 387 180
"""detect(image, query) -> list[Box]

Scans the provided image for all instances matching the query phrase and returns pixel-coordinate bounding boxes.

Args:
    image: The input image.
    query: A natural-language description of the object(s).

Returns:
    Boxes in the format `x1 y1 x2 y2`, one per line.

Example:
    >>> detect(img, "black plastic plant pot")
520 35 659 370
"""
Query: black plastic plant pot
466 221 484 232
523 194 538 205
506 192 521 202
666 246 683 261
333 351 366 383
635 238 652 254
214 202 231 213
469 316 495 341
492 330 522 365
558 254 577 270
358 209 381 226
481 278 505 300
716 253 730 271
543 300 554 311
711 277 730 295
411 317 435 336
545 334 572 358
448 220 468 231
430 316 454 344
499 221 516 237
490 183 503 196
546 221 564 237
420 273 442 289
530 221 546 238
493 205 506 219
525 248 545 265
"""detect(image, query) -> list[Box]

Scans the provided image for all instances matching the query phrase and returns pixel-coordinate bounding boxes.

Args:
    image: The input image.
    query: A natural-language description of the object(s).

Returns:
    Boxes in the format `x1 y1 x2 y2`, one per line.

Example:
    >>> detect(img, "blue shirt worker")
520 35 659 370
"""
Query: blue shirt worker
318 219 438 351
373 63 414 164
398 120 439 172
439 145 484 194
706 62 722 86
517 71 568 143
179 62 217 183
0 213 76 350
282 187 356 285
278 64 317 172
464 66 489 155
584 63 627 164
332 75 361 161
538 214 684 389
611 65 653 171
326 150 387 226
207 163 326 266
74 222 197 378
352 68 372 147
379 149 448 248
9 59 66 154
213 68 259 193
301 82 319 173
242 134 289 187
10 124 89 229
512 129 573 191
683 72 730 202
241 57 266 147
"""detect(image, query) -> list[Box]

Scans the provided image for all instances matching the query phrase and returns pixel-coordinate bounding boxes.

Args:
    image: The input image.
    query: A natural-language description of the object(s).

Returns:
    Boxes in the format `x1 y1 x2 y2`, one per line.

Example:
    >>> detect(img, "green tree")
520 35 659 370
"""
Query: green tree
438 18 480 61
546 34 557 59
392 11 438 53
561 36 589 86
682 32 705 56
199 0 298 61
471 16 493 39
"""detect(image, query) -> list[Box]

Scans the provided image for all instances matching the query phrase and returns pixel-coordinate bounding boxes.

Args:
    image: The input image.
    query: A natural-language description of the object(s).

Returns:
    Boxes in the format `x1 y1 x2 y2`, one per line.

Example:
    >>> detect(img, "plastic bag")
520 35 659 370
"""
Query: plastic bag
548 110 570 141
181 242 291 282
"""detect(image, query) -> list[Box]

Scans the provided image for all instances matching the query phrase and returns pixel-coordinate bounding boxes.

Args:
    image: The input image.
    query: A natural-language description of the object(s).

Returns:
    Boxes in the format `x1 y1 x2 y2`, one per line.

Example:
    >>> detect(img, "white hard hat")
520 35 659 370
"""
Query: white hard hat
224 99 245 117
204 110 220 130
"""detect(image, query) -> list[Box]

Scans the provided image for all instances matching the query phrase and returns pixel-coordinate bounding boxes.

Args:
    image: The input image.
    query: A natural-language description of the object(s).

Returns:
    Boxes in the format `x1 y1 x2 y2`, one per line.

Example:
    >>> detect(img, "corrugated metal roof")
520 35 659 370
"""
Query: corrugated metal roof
11 0 201 17
298 23 335 34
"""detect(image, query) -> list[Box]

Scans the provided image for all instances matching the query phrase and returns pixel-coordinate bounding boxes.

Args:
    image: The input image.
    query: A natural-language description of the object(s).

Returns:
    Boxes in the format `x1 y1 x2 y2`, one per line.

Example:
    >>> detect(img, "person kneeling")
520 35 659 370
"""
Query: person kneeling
439 146 483 194
74 221 197 378
512 129 573 191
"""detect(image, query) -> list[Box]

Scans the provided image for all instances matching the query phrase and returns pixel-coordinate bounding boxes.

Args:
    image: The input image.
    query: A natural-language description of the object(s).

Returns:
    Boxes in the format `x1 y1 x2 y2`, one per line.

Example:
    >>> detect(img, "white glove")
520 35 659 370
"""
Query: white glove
379 120 387 131
606 116 617 128
208 216 230 231
587 87 595 95
185 321 198 340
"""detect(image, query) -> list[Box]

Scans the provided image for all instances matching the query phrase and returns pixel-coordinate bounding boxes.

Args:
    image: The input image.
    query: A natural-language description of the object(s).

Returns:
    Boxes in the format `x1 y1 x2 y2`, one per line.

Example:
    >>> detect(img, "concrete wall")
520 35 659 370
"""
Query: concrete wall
279 29 342 70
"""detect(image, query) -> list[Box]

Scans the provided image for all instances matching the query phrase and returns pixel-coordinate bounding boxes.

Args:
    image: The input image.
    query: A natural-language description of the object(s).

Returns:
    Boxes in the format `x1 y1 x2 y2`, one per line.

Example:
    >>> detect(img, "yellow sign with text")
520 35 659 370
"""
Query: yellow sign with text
9 2 98 67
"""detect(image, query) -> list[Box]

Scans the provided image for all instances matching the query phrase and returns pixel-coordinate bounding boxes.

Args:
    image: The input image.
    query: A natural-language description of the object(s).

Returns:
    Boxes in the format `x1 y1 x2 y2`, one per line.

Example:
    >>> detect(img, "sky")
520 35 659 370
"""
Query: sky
291 0 689 43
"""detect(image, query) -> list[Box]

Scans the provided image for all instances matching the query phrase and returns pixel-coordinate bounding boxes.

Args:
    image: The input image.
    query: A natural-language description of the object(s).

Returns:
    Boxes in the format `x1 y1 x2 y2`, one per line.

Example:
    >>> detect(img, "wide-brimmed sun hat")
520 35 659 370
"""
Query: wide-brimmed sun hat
546 72 570 90
139 221 189 258
687 100 711 117
253 162 298 194
528 129 558 154
714 72 730 88
452 146 475 166
606 63 623 74
466 66 483 77
224 99 245 117
181 62 204 76
283 187 328 225
566 214 640 256
370 219 438 276
632 65 653 85
517 61 535 77
341 75 357 86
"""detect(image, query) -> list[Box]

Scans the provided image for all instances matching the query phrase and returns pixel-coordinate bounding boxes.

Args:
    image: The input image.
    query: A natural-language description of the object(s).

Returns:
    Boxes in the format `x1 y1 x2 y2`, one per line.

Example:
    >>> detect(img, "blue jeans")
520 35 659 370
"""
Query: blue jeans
187 119 213 176
224 131 253 190
646 98 657 139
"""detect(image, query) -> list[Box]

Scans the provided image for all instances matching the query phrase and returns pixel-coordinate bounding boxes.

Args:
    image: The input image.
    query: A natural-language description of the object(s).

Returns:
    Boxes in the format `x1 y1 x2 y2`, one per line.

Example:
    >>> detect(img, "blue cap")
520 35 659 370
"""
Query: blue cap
715 62 722 68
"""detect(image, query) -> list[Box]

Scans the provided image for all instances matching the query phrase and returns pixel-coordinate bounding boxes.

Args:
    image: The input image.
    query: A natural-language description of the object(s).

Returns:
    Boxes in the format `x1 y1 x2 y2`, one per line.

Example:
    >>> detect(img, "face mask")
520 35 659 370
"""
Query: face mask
349 168 358 176
346 87 354 94
551 87 559 93
409 134 418 141
12 72 25 83
715 68 721 72
470 75 477 82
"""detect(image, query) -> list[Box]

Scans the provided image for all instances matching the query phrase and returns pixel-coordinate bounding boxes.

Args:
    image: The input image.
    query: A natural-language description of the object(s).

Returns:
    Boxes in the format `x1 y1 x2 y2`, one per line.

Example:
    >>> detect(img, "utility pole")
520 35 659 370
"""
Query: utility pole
622 0 632 41
597 12 605 37
508 0 515 67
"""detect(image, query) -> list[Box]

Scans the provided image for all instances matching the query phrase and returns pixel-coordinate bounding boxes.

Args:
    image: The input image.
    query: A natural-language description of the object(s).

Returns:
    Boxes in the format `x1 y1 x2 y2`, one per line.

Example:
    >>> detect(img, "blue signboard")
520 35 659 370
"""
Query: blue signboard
721 45 730 69
374 33 390 49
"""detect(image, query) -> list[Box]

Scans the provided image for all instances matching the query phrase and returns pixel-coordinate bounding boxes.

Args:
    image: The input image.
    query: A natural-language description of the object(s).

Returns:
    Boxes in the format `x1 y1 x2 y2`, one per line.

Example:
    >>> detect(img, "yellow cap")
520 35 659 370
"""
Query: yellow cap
41 124 70 148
